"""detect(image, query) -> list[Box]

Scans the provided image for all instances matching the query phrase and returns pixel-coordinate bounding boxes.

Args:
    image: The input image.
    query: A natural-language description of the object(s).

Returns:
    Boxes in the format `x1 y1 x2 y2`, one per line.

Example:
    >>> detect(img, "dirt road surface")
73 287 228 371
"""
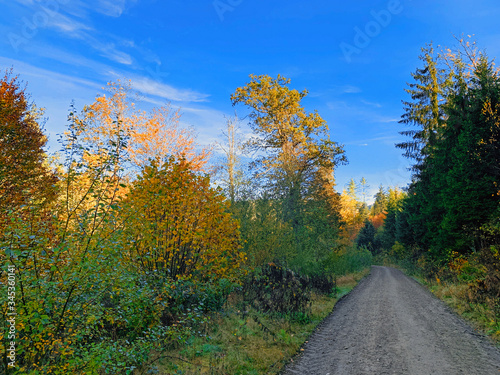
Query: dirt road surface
282 266 500 375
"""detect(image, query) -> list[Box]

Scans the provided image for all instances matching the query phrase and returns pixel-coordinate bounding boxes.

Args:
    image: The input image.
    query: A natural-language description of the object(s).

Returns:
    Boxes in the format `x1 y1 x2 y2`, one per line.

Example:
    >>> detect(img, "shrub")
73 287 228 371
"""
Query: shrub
242 263 311 314
467 246 500 318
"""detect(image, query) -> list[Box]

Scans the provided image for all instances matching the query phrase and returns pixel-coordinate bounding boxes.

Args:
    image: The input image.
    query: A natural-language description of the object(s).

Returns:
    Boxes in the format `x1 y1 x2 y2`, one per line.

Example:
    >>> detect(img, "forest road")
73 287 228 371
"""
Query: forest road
282 266 500 375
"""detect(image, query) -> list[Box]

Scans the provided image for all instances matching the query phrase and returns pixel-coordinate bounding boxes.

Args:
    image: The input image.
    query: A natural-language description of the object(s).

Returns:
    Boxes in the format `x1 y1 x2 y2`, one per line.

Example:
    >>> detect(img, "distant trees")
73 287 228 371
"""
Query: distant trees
351 184 404 255
356 219 378 254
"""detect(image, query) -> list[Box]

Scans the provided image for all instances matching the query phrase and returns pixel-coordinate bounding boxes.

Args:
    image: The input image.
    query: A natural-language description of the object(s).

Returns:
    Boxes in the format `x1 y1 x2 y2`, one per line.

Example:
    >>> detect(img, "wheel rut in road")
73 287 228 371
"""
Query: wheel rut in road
282 266 500 375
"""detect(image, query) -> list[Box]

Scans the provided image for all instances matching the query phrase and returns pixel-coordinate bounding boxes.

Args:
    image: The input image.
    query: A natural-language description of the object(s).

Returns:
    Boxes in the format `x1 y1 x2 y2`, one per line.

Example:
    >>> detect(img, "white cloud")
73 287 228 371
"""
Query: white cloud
361 99 382 108
0 56 101 91
376 116 399 123
130 77 210 103
96 44 133 65
45 11 92 36
96 0 135 17
343 85 362 93
35 6 132 66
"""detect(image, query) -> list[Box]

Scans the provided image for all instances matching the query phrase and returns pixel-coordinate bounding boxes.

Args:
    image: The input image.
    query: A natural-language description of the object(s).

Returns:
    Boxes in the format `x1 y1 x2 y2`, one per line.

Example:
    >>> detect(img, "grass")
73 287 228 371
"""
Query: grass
427 281 500 343
152 269 370 375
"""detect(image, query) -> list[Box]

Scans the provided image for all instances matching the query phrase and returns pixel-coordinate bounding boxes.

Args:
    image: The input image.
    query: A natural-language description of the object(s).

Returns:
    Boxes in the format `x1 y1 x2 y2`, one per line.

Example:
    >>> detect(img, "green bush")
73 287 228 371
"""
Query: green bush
242 263 311 314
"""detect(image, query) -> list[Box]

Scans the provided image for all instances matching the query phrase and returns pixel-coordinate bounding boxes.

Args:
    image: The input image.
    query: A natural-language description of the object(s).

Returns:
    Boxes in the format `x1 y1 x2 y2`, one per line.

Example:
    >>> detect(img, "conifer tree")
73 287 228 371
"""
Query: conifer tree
397 44 449 174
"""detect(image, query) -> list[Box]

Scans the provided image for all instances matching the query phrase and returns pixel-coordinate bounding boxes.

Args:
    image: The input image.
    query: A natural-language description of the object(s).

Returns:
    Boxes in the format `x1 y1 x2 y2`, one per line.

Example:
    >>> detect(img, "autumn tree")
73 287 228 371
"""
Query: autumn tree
76 80 210 173
230 75 346 276
346 178 358 200
0 70 57 221
231 74 346 229
339 189 362 241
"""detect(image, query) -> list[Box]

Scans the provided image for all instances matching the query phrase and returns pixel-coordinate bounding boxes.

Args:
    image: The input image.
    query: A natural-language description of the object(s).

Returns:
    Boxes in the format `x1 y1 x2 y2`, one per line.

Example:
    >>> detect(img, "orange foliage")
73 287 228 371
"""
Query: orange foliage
370 212 387 229
77 81 211 172
0 70 57 221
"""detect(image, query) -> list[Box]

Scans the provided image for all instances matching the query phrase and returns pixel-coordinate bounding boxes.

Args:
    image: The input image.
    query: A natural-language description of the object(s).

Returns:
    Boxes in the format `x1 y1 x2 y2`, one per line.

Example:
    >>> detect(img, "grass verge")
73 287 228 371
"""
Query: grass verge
153 269 370 374
427 281 500 343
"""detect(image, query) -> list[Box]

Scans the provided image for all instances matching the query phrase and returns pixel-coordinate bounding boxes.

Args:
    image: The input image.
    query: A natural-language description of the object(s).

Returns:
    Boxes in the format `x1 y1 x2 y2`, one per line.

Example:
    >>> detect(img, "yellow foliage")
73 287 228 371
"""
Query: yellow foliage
121 157 245 282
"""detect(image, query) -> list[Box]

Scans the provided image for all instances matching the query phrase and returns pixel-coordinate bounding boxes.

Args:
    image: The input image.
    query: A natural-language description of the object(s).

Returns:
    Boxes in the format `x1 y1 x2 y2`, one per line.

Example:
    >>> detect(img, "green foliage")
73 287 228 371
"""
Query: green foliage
356 219 379 254
0 85 244 374
242 263 311 314
467 246 500 318
0 71 373 374
232 196 296 268
330 246 373 276
396 43 500 265
371 185 388 216
227 75 354 291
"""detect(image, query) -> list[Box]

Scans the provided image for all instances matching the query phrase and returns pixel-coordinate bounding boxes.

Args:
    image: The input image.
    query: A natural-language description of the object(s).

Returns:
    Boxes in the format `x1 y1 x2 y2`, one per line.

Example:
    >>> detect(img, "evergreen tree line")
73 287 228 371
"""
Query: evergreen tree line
363 39 500 276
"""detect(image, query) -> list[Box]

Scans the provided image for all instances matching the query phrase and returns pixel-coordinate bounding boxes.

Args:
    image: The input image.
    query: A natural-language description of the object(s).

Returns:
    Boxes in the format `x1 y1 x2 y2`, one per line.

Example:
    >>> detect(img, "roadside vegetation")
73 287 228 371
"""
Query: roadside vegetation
157 269 369 374
0 71 371 374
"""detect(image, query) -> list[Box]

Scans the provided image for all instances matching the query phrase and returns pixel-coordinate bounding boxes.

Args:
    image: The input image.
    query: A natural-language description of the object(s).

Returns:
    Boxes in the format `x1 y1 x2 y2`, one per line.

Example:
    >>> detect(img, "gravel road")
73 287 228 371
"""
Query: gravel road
282 266 500 375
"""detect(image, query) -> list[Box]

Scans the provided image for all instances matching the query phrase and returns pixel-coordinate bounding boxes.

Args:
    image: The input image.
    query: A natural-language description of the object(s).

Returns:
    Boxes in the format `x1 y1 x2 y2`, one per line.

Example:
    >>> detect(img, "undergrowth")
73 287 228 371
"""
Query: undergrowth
154 269 370 375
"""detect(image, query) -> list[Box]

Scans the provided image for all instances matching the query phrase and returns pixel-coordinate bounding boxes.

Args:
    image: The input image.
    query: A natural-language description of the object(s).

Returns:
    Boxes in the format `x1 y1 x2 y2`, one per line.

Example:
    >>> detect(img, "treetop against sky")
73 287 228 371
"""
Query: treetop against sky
1 0 499 202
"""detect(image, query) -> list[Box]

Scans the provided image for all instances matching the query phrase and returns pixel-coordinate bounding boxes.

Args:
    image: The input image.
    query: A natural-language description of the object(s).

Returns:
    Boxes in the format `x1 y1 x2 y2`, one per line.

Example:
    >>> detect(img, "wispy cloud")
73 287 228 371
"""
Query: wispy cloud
27 3 134 66
92 41 133 65
129 76 210 103
343 85 362 93
0 56 101 91
45 11 93 36
96 0 135 17
361 99 382 108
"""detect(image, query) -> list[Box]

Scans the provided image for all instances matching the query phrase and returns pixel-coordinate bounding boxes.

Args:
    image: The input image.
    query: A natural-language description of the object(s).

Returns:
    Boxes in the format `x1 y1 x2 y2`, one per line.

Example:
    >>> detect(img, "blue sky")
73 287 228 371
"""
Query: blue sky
1 0 500 202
